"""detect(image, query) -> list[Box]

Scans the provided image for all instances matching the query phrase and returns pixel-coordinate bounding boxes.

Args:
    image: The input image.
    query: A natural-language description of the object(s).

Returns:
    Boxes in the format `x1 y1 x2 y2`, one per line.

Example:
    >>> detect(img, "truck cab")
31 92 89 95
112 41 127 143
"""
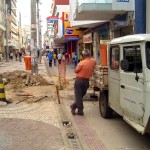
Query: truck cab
99 34 150 134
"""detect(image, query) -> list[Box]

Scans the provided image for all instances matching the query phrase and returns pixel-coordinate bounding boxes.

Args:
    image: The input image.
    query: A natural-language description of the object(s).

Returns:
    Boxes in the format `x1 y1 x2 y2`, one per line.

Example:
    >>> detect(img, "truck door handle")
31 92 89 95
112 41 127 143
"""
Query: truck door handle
121 85 125 88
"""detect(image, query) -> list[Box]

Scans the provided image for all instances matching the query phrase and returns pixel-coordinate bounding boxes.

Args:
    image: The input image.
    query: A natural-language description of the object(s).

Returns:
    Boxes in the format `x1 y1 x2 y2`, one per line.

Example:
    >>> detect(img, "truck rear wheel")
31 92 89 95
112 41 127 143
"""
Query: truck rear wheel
99 91 113 118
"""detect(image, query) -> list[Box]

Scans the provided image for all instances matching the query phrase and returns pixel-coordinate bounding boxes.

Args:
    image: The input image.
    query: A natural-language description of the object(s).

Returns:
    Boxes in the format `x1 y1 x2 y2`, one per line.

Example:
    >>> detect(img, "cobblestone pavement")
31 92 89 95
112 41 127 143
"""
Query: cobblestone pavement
0 60 25 73
0 59 65 150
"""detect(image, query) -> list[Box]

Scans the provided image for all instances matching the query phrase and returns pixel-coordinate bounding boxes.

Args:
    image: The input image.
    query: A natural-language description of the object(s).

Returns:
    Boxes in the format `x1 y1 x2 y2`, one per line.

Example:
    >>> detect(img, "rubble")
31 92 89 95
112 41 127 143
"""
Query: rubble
0 70 50 89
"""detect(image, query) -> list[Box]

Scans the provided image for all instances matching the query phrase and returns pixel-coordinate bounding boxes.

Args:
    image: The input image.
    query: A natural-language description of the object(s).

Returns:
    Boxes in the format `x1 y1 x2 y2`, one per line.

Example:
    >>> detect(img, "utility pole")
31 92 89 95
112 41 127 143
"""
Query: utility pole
31 0 38 74
5 2 9 62
31 0 37 55
36 0 42 63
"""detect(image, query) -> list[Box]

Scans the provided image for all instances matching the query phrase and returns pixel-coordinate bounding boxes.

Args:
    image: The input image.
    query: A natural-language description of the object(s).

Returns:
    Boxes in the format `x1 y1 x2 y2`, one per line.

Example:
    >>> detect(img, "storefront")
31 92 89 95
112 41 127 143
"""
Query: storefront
83 32 93 56
0 25 6 56
93 22 110 64
62 12 83 60
111 12 134 38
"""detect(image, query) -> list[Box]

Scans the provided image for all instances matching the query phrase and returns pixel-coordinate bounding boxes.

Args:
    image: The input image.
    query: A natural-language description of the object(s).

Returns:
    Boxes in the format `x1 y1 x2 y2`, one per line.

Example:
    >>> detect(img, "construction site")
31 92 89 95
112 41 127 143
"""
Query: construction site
0 58 150 150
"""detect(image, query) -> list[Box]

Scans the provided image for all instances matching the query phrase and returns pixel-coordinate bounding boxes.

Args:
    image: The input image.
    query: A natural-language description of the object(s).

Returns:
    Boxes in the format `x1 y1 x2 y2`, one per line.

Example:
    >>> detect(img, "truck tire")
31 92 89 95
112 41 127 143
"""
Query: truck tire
99 91 113 118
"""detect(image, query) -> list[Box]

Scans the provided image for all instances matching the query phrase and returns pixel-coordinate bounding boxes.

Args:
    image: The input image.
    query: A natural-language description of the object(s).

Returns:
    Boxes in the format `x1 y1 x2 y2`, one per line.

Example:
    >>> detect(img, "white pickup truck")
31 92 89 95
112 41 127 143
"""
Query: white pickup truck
90 34 150 134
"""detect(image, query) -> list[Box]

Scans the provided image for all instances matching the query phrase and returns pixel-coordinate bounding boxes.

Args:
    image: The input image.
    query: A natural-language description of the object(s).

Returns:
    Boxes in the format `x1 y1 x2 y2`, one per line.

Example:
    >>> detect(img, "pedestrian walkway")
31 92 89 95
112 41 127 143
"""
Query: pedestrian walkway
0 58 65 150
0 60 25 73
44 59 108 150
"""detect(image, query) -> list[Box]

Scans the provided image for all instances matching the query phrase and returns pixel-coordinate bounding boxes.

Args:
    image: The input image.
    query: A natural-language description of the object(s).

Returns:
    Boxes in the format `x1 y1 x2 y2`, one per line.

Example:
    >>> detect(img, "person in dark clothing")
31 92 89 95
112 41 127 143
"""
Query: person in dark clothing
19 52 22 62
47 51 53 67
73 53 78 68
65 52 69 63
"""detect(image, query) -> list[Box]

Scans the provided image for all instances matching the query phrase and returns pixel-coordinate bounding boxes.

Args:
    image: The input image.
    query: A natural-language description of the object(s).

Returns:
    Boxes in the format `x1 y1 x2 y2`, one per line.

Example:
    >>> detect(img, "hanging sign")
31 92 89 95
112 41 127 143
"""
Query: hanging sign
65 26 74 34
47 16 58 23
117 0 129 2
83 33 92 43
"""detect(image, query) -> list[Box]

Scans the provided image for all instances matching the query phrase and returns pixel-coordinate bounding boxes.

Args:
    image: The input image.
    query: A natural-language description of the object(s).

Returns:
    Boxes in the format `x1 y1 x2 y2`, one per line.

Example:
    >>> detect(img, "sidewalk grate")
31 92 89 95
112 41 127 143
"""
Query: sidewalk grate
57 105 84 150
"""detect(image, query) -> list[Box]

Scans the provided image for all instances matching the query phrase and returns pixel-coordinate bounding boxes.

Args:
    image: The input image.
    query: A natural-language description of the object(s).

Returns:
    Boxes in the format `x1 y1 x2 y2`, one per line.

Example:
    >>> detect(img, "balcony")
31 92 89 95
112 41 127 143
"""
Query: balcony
74 0 134 21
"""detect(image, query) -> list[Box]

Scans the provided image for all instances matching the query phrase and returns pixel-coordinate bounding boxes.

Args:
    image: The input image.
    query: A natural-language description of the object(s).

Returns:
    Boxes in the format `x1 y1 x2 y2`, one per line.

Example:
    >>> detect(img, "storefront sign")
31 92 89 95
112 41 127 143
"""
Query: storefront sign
63 12 83 36
47 16 58 23
52 44 64 49
65 26 74 34
113 0 133 11
83 33 92 43
65 35 79 40
117 0 129 2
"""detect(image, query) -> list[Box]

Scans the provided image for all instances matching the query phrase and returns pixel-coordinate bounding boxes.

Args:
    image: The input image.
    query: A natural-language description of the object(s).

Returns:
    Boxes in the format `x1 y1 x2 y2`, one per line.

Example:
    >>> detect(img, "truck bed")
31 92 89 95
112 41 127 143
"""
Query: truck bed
90 65 108 91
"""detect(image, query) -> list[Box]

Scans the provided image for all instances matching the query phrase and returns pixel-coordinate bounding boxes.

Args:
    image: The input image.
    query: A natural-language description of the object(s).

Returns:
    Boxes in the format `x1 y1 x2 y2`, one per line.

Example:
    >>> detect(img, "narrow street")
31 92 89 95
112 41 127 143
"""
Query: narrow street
0 58 150 150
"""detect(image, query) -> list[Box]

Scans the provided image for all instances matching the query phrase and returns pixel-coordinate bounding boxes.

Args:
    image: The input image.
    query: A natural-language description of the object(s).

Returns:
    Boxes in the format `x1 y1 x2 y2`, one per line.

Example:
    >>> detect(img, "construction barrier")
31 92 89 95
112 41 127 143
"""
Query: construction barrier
0 77 6 102
24 56 31 70
58 60 67 89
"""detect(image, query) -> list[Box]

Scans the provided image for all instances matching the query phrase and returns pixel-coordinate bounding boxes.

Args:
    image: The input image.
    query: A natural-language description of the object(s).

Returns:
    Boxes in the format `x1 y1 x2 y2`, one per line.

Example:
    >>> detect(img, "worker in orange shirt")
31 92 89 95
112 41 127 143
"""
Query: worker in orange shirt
70 49 96 115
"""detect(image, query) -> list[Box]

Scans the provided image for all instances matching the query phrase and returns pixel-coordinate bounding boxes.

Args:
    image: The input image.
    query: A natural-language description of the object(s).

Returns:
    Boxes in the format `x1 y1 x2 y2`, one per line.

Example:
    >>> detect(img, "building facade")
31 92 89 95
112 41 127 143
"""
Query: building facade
0 0 6 57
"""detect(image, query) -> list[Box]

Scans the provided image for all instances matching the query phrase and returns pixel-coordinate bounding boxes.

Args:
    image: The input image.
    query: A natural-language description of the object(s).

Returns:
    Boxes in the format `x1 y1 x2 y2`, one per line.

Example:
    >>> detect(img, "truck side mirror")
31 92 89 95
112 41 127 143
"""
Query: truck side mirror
121 59 129 71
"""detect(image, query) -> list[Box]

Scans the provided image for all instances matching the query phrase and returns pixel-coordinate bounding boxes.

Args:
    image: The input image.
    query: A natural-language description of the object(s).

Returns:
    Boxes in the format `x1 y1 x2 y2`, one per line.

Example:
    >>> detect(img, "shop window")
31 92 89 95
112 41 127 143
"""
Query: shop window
110 46 120 70
123 46 142 73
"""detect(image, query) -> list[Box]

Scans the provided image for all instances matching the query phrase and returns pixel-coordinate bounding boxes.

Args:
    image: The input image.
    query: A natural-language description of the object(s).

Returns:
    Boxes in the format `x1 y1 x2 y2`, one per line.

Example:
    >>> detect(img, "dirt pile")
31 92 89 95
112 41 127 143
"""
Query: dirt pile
0 70 50 88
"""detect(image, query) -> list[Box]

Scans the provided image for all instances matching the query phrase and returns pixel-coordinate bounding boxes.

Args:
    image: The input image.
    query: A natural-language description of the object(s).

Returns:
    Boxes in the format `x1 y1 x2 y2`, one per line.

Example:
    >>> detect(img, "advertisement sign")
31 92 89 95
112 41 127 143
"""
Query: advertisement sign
52 44 64 49
117 0 129 2
113 0 134 11
63 12 83 38
65 35 79 40
47 16 58 23
83 33 92 43
65 26 74 34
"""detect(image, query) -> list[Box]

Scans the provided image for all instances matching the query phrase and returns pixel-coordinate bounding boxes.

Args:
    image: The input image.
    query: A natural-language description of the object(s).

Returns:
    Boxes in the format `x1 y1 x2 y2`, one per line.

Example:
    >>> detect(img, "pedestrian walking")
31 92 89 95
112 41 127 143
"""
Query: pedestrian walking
47 51 53 67
70 49 96 115
65 52 69 63
53 52 57 66
72 53 78 68
19 52 22 62
57 52 62 64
